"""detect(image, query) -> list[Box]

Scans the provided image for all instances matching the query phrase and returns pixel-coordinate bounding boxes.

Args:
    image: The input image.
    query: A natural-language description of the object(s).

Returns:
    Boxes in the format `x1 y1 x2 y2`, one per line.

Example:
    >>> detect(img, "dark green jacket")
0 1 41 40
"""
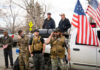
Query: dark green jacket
1 35 13 50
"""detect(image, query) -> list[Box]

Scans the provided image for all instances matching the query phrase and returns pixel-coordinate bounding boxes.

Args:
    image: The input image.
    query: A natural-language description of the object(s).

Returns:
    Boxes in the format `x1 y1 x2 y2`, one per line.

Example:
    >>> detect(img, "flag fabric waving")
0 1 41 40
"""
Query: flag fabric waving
86 0 100 27
72 0 100 46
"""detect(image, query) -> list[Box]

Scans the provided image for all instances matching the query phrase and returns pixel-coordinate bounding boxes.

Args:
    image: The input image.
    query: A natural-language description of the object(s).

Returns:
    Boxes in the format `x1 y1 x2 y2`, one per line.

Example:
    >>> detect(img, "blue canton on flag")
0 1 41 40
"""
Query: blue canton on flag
74 0 85 15
89 0 99 9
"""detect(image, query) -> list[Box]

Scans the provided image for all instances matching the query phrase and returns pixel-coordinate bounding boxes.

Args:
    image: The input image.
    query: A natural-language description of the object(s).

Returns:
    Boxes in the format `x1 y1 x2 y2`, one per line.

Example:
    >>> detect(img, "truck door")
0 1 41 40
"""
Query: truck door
70 29 97 70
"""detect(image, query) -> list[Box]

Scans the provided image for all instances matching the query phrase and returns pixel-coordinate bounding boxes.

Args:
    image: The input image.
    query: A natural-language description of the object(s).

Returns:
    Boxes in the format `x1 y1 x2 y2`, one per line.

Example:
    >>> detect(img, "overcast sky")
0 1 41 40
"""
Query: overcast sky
0 0 100 27
38 0 88 26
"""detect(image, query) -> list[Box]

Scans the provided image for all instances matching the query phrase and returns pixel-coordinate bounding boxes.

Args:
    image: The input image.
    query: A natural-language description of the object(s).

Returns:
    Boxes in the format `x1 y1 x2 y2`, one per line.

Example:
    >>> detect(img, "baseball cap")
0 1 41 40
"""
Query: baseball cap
60 13 65 16
47 12 51 15
54 28 61 32
34 29 39 32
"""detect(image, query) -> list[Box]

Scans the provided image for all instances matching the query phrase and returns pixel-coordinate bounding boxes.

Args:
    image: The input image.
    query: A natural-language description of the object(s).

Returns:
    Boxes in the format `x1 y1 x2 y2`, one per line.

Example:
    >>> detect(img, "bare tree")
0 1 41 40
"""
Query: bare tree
12 0 45 33
9 0 18 33
2 0 20 34
0 9 6 17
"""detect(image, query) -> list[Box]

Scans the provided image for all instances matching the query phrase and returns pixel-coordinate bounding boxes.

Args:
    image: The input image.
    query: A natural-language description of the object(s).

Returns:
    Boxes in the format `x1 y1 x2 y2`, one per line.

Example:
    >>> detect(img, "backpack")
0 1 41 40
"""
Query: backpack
13 57 20 70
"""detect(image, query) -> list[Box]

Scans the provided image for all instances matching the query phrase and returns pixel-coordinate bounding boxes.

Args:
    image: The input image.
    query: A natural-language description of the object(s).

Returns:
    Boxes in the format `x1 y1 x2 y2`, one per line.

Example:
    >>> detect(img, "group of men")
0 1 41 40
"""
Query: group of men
18 28 70 70
0 12 71 70
43 13 71 32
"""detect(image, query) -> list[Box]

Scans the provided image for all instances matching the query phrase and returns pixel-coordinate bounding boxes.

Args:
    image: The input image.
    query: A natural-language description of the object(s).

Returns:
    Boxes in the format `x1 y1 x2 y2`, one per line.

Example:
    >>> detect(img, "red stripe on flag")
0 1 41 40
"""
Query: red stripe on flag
81 16 84 44
87 10 100 27
89 24 91 45
87 8 97 18
92 29 95 45
71 22 78 28
72 18 79 23
97 9 100 17
77 16 80 43
85 18 88 44
87 5 100 27
73 14 79 18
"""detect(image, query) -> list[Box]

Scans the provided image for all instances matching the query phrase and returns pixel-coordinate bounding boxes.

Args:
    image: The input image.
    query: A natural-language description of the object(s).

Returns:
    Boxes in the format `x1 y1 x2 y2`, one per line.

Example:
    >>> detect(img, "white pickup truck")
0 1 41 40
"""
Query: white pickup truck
39 26 100 70
70 27 100 70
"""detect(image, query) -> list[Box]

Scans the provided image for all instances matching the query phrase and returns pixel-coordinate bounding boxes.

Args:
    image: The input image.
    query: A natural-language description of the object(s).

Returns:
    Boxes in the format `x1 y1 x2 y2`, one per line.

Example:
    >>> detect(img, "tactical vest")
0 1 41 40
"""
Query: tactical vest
30 36 43 53
50 36 65 59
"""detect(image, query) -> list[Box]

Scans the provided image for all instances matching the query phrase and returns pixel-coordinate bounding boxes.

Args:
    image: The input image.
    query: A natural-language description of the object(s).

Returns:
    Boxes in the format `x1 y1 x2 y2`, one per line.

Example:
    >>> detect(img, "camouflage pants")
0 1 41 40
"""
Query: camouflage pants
19 53 29 70
33 53 44 70
51 58 67 70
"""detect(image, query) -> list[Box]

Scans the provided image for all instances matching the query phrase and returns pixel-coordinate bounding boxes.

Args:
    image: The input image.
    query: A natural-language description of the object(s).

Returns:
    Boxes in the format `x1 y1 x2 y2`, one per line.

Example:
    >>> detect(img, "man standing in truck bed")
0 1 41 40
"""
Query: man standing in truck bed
42 13 55 29
58 13 71 33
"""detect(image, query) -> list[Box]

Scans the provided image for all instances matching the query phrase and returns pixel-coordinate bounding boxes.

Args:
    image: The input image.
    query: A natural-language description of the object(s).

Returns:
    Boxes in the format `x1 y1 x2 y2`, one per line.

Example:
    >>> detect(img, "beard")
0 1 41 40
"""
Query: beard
57 34 61 38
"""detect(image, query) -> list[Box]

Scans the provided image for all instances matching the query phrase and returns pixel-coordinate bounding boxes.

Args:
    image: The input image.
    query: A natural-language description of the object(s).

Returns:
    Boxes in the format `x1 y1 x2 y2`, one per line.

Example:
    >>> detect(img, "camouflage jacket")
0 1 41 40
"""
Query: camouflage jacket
18 35 29 53
1 35 13 50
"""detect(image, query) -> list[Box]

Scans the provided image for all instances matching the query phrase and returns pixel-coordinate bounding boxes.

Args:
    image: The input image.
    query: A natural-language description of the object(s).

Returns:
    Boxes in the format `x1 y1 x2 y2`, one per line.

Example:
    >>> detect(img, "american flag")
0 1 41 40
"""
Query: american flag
86 0 100 27
72 0 99 46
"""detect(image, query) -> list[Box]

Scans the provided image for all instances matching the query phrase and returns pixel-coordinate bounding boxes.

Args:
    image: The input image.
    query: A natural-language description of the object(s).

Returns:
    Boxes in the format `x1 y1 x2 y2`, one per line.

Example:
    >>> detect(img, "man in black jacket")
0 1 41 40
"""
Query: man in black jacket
42 13 55 29
58 13 71 32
